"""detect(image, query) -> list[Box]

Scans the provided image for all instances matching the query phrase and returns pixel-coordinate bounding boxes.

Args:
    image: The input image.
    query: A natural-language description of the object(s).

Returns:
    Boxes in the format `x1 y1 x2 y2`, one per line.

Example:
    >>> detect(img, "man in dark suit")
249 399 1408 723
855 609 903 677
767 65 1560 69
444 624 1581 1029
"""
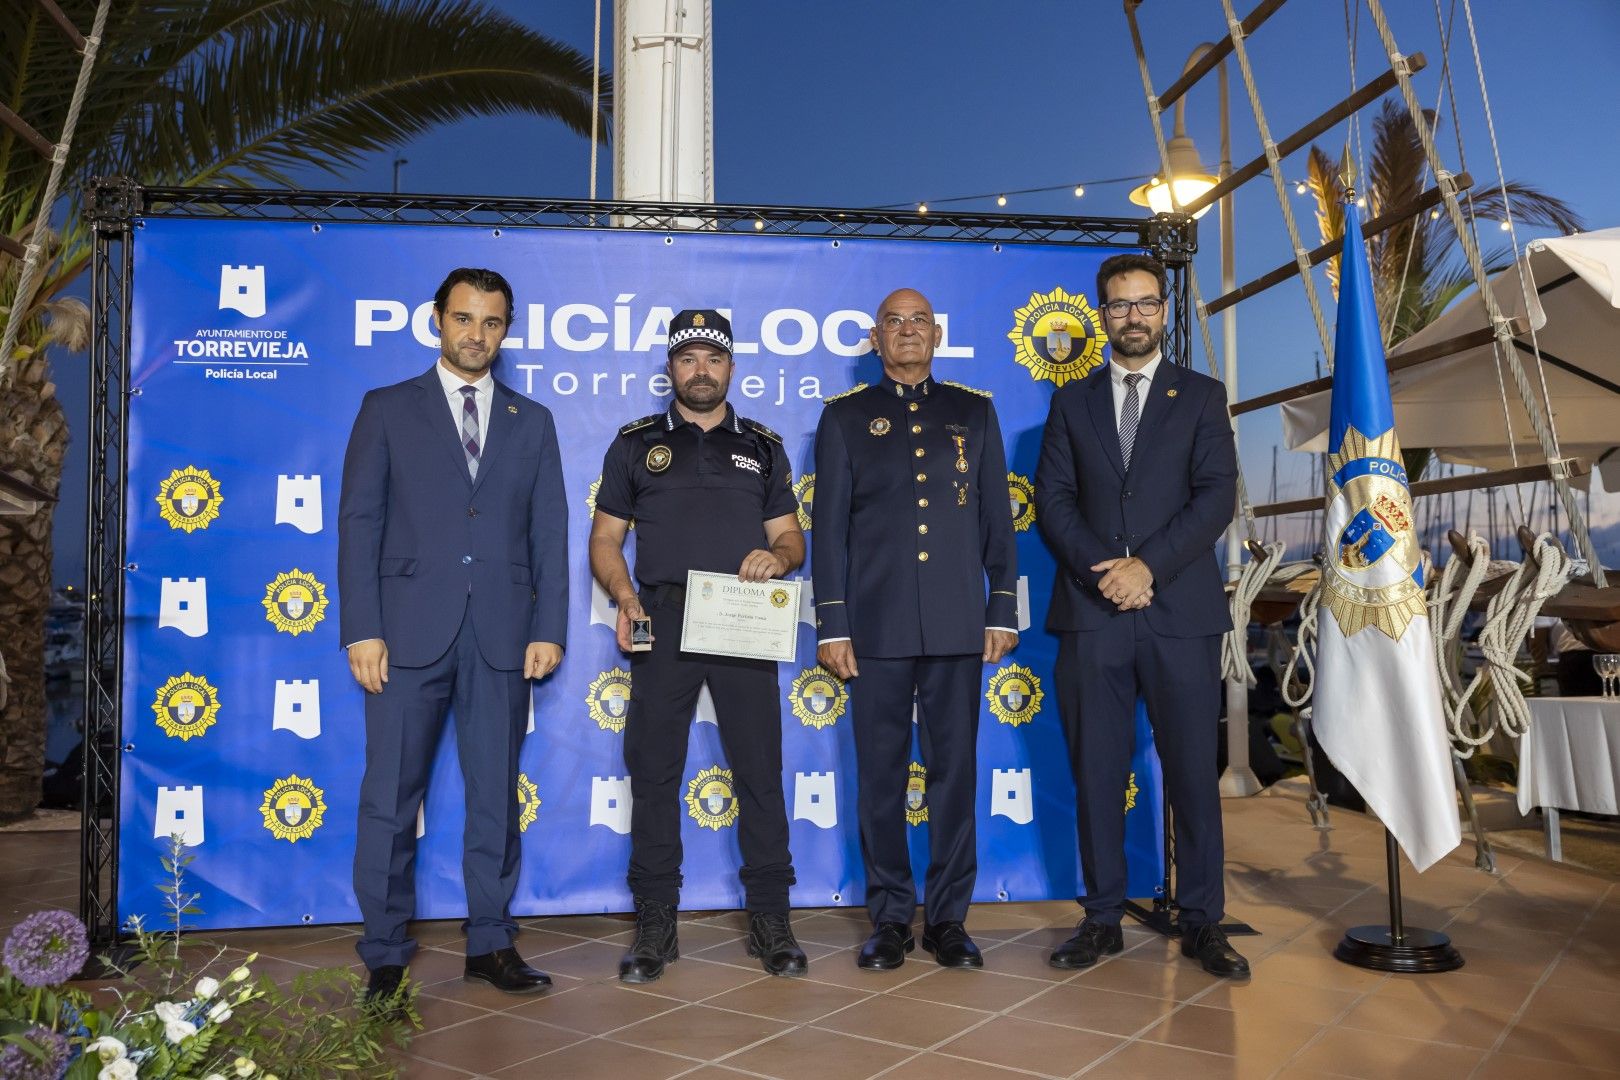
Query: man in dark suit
339 267 569 1008
1034 253 1248 978
813 288 1019 970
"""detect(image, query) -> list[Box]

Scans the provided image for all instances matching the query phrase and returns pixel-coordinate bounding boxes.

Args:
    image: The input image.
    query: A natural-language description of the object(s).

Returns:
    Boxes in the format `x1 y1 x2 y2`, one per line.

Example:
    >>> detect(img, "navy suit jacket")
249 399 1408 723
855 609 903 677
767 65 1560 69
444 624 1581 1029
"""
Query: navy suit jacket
337 366 569 670
1034 360 1236 639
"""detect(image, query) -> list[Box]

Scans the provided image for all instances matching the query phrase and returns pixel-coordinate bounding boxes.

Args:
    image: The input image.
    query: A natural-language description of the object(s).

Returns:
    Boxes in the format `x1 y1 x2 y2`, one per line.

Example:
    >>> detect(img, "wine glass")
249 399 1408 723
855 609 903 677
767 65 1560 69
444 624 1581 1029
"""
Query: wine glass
1594 654 1620 699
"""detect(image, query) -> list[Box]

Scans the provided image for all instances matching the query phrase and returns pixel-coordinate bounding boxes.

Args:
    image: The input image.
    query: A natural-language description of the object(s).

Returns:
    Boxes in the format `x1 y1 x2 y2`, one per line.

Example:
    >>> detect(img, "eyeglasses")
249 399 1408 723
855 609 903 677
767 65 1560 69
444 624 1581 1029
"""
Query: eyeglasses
879 313 935 332
1102 298 1164 319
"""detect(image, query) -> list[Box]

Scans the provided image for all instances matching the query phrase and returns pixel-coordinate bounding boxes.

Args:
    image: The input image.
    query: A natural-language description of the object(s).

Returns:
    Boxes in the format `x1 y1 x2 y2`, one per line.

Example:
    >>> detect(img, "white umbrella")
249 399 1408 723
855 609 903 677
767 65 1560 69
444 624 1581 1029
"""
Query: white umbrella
1282 227 1620 492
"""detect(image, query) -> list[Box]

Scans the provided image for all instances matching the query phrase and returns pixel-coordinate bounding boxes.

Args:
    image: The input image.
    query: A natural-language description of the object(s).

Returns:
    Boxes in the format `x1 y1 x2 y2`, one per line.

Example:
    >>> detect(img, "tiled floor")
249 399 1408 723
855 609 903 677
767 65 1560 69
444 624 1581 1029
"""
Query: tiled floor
4 785 1618 1078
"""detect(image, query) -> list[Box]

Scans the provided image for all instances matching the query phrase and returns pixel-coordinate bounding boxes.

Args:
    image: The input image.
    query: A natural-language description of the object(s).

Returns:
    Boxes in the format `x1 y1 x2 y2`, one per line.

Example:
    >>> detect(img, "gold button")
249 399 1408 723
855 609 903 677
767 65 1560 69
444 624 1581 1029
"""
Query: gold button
911 424 922 434
916 472 926 483
918 498 929 508
909 402 919 412
918 524 928 535
913 447 925 458
918 551 929 562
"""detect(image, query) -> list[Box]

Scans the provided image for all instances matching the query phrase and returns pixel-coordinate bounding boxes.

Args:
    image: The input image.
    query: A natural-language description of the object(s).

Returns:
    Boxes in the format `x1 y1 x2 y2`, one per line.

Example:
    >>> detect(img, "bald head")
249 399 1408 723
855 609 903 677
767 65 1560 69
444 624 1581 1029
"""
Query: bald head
870 287 943 381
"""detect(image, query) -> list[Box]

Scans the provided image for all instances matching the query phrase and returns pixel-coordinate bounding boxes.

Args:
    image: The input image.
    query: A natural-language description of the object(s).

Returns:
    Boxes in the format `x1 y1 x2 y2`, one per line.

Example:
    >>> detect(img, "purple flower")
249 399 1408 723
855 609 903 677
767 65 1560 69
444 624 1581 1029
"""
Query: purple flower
2 909 90 987
0 1026 71 1080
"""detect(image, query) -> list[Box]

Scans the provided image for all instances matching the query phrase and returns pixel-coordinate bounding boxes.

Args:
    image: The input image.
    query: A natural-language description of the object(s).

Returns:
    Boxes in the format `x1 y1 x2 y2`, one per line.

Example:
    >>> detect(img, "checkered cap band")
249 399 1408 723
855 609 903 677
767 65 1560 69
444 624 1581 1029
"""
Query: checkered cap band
668 325 733 355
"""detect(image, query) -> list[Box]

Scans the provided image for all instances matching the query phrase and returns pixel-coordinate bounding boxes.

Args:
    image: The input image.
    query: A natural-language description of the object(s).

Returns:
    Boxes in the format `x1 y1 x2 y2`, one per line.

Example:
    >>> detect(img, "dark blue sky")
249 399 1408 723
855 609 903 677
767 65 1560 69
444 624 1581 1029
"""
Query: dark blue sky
51 0 1620 583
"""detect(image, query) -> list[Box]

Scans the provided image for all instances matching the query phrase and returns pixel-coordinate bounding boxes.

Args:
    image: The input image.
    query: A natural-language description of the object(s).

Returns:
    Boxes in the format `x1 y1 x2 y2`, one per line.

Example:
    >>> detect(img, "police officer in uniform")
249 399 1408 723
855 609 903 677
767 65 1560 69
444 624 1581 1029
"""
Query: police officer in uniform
589 309 809 983
813 288 1020 969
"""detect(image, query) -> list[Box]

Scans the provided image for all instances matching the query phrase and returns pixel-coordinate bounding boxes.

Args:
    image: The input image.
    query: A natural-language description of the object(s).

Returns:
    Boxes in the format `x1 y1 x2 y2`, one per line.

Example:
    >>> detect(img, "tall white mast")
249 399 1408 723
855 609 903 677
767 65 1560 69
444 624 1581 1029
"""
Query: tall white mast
613 0 714 205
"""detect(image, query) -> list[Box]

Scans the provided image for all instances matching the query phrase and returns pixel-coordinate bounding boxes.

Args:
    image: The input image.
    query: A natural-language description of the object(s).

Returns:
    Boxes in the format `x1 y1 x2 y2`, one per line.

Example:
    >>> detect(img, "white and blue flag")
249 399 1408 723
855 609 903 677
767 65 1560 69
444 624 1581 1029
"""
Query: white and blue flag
1314 200 1460 872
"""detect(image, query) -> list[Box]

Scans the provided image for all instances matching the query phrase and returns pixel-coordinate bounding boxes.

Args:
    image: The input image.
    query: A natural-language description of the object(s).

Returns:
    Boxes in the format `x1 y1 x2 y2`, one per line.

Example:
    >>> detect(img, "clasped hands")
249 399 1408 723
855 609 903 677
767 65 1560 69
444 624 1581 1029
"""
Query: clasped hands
1093 556 1154 611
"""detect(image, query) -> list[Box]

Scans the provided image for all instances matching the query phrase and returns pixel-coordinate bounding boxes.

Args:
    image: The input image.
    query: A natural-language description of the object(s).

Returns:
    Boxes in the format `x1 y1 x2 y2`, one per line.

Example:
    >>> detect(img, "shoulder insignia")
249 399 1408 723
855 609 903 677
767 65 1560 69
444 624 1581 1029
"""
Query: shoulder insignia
941 380 992 398
741 418 783 443
822 382 869 405
619 414 661 437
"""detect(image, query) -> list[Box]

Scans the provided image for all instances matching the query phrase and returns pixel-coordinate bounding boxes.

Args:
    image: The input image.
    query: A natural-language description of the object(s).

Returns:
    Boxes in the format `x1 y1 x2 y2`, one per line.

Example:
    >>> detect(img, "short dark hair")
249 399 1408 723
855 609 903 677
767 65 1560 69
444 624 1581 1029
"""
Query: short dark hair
433 267 515 323
1095 253 1168 307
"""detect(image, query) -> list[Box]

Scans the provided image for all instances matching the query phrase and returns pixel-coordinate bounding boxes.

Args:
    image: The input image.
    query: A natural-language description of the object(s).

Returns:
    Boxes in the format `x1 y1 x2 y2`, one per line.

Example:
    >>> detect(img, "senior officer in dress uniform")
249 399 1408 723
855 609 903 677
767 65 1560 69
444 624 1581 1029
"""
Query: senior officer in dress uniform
589 308 809 983
813 288 1020 970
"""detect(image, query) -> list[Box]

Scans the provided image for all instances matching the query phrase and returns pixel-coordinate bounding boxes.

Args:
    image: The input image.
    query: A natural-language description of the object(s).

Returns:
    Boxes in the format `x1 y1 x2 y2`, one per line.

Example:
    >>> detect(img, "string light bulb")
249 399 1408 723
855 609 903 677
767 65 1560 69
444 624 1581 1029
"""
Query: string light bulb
1499 219 1511 231
1430 209 1441 220
1295 181 1308 195
1073 185 1085 197
917 202 928 215
996 195 1007 207
753 219 764 231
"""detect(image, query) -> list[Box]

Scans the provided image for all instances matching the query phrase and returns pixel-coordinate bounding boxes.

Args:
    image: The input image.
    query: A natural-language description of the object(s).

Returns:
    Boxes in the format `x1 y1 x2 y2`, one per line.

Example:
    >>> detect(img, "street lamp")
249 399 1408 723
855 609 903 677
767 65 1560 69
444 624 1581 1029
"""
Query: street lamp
1134 45 1261 798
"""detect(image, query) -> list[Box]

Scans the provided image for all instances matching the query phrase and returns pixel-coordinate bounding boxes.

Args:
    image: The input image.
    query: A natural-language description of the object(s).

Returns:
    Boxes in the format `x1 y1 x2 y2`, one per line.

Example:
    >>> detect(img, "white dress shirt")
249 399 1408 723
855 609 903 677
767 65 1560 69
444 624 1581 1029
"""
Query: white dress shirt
1109 350 1162 431
436 360 493 449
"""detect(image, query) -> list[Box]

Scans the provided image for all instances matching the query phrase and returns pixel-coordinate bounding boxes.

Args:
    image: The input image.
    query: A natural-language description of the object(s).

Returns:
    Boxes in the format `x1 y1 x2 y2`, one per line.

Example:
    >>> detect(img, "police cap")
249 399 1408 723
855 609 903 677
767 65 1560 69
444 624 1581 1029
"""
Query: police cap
667 309 733 358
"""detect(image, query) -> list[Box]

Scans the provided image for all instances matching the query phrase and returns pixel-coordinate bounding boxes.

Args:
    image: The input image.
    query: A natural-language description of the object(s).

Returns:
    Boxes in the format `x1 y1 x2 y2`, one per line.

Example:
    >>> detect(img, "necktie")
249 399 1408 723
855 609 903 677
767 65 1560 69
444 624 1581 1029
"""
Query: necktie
460 385 481 479
1119 372 1144 472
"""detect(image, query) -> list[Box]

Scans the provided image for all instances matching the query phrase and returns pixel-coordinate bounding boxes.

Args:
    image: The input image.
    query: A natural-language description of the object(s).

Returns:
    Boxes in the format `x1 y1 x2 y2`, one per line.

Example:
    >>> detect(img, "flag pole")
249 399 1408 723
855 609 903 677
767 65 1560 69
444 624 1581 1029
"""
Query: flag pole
1333 828 1463 972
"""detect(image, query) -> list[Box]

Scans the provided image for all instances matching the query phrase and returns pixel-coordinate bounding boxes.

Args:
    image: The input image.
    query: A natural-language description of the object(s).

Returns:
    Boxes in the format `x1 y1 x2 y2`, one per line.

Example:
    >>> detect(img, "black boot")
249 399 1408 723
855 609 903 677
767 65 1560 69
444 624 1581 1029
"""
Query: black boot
746 911 808 977
619 898 679 984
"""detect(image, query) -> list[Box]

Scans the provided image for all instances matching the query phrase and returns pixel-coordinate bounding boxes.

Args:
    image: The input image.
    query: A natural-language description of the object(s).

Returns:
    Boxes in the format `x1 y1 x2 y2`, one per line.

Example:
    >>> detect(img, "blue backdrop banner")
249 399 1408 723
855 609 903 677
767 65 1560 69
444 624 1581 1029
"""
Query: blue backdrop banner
119 217 1165 930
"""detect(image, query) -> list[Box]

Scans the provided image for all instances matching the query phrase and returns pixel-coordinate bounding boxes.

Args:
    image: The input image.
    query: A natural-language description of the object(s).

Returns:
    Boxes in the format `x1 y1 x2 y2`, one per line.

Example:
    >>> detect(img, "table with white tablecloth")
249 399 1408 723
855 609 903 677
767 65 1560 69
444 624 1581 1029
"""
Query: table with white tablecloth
1518 696 1620 859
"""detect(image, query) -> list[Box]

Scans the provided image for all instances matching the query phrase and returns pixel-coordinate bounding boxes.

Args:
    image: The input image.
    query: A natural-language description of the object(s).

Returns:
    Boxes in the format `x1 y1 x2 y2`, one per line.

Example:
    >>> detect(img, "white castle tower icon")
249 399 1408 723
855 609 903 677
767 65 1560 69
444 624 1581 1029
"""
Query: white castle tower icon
159 577 208 637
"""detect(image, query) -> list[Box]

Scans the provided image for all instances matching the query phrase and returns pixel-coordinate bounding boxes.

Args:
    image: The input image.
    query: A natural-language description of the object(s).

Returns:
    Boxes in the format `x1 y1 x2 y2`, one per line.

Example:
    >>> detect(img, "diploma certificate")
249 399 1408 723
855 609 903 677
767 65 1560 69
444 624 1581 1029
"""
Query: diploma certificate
680 571 801 662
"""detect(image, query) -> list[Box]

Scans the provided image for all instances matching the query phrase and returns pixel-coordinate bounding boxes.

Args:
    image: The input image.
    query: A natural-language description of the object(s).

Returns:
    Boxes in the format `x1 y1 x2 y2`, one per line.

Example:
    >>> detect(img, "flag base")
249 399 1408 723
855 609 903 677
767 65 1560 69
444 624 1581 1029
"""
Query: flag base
1334 925 1464 973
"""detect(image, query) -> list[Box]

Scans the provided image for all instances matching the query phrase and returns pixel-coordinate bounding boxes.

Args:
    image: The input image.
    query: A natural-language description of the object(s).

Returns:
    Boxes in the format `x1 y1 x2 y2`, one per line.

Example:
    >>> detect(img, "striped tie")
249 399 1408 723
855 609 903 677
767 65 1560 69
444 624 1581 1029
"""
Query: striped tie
460 385 480 479
1119 372 1144 472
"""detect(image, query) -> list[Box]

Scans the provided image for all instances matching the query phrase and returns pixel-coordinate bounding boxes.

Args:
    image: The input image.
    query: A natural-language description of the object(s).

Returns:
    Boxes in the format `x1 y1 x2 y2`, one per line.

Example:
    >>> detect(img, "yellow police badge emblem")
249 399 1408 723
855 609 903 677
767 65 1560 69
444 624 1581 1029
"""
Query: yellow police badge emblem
1125 771 1139 812
151 673 220 741
986 663 1043 727
793 473 815 531
260 775 326 842
1006 287 1106 386
646 445 673 473
869 418 891 437
156 466 223 533
905 762 929 826
1007 472 1037 532
770 588 790 609
790 665 848 730
1322 427 1427 639
685 765 740 830
517 773 540 833
262 569 329 635
586 667 633 733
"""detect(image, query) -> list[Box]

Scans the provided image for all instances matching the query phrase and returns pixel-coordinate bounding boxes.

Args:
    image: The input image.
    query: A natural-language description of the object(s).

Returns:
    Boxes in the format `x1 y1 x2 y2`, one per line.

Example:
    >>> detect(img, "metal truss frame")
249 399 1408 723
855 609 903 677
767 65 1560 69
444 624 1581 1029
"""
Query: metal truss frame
81 176 1193 945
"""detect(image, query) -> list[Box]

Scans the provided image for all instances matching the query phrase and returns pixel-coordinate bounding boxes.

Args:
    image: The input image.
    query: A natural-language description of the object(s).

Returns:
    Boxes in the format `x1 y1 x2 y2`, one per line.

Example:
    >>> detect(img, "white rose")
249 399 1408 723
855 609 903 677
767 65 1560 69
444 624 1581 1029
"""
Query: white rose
87 1036 128 1063
229 965 252 983
207 1000 233 1023
152 1000 186 1023
163 1017 198 1044
194 976 220 999
99 1059 139 1080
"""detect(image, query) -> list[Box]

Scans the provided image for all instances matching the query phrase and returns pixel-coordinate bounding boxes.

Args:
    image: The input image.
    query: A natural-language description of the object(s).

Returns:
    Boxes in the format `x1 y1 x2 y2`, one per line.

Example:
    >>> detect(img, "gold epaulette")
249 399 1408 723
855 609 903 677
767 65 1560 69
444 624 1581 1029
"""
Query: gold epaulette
941 380 992 398
822 382 869 405
742 417 783 443
618 414 661 436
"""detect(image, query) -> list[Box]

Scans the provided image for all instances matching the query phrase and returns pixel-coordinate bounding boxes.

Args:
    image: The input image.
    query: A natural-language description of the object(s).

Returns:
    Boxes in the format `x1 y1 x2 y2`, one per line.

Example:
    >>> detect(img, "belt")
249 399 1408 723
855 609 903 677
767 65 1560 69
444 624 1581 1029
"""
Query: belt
641 583 686 609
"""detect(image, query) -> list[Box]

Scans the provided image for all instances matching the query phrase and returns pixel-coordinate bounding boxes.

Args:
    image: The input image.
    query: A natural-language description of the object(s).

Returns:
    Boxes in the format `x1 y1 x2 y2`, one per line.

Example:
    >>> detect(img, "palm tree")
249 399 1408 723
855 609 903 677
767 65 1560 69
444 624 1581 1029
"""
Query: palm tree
0 0 610 819
1305 100 1584 480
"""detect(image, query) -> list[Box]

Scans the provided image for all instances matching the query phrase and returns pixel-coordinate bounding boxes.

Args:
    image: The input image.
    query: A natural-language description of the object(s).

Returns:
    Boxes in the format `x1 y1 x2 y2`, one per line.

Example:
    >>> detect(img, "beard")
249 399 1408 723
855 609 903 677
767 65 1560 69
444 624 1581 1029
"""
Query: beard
442 339 495 375
674 375 727 411
1109 322 1162 359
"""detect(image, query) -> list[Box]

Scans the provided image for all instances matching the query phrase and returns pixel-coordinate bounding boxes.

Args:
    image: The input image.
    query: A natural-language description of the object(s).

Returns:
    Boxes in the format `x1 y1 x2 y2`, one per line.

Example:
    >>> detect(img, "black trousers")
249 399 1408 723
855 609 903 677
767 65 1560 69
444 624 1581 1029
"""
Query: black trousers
624 588 796 911
353 607 527 969
851 654 981 927
1054 617 1225 927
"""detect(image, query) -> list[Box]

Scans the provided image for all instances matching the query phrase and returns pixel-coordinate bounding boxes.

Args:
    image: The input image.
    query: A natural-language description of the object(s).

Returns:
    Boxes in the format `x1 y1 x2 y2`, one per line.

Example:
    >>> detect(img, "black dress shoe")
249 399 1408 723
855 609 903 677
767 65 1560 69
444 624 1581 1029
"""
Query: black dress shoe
464 947 552 994
746 911 808 977
1181 923 1251 979
362 964 407 1019
921 922 983 968
857 922 915 969
619 897 678 984
1049 918 1124 970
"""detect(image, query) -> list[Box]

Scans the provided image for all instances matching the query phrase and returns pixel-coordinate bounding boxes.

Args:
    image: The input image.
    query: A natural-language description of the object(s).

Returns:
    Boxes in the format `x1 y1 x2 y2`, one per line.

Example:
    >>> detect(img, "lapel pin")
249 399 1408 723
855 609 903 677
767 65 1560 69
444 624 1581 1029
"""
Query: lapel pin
1166 388 1178 398
507 403 519 413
